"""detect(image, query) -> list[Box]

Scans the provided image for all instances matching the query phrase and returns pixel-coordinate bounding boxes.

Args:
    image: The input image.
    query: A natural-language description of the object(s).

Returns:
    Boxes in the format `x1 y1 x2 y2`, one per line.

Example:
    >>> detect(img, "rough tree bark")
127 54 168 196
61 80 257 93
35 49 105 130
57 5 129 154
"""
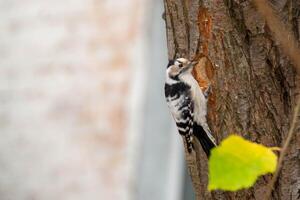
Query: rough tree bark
163 0 300 199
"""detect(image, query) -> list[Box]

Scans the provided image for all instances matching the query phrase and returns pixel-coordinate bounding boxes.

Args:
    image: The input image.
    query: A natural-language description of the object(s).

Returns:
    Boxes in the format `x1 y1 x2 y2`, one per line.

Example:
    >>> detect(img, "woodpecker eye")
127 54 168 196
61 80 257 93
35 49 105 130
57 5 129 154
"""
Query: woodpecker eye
175 60 184 68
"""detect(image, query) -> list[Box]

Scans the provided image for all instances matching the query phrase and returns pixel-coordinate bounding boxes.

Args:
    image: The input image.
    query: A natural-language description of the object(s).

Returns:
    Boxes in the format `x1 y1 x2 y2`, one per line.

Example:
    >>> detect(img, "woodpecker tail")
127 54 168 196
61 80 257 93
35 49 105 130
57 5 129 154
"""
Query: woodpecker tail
193 124 216 157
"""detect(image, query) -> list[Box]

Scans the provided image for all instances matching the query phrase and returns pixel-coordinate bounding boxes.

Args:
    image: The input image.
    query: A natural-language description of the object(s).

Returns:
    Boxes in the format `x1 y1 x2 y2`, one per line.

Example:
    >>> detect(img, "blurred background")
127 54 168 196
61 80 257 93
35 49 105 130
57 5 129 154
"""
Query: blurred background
0 0 194 199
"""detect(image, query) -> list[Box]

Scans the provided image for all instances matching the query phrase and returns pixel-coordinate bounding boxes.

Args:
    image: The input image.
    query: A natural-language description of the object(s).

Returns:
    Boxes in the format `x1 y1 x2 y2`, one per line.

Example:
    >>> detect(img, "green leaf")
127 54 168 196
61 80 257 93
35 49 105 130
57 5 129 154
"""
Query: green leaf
208 135 277 191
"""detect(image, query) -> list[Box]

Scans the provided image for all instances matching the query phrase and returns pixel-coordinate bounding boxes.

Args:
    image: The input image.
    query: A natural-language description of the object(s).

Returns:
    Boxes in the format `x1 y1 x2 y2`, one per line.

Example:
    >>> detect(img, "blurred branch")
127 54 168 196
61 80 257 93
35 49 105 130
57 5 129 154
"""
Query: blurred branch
265 98 300 200
253 0 300 199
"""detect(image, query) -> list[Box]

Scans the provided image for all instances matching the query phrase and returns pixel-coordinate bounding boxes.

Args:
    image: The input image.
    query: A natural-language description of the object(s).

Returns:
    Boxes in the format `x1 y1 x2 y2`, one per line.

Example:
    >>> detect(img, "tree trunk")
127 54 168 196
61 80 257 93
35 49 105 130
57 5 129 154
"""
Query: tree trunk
163 0 300 199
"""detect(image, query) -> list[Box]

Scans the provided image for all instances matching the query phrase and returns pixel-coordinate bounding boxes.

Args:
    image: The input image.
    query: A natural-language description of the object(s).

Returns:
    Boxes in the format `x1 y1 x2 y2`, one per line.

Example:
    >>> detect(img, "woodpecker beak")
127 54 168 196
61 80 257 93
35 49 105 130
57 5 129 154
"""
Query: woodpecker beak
191 61 198 66
187 61 197 68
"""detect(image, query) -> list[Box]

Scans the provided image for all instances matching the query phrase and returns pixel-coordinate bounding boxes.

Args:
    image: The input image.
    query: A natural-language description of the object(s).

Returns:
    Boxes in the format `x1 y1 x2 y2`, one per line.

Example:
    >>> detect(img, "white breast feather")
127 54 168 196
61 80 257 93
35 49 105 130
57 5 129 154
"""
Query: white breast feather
179 73 207 125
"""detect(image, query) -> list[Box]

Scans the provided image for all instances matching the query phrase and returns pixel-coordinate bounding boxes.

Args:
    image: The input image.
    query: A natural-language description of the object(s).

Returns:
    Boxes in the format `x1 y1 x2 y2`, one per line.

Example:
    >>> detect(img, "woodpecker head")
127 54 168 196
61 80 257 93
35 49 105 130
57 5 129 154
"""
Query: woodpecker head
166 58 196 79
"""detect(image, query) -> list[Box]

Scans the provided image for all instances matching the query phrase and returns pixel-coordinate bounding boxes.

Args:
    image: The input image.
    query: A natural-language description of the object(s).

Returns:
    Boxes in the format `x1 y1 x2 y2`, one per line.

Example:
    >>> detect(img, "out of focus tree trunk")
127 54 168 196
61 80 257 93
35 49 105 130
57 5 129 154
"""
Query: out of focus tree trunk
163 0 300 199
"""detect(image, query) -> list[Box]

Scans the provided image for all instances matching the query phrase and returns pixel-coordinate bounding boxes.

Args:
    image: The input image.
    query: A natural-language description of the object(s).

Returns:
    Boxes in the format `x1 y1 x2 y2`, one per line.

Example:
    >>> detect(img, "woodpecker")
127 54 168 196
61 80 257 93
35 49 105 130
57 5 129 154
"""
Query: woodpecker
164 58 216 157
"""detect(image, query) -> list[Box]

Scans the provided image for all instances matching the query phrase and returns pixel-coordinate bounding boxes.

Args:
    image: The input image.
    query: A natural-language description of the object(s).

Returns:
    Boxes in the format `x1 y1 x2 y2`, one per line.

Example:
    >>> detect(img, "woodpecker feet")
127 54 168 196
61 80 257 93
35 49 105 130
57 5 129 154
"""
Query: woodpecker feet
204 84 211 99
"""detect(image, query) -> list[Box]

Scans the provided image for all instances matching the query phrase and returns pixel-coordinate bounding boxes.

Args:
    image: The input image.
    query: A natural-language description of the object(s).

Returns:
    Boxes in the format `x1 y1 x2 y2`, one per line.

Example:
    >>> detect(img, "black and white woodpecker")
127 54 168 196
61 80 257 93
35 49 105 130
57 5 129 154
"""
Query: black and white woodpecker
164 58 217 157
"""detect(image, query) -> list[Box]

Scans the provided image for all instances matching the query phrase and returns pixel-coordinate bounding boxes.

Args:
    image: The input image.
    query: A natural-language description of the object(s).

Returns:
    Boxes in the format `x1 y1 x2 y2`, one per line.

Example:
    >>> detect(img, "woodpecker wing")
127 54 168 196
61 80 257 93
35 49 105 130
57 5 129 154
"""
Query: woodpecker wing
174 95 194 153
165 82 195 152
